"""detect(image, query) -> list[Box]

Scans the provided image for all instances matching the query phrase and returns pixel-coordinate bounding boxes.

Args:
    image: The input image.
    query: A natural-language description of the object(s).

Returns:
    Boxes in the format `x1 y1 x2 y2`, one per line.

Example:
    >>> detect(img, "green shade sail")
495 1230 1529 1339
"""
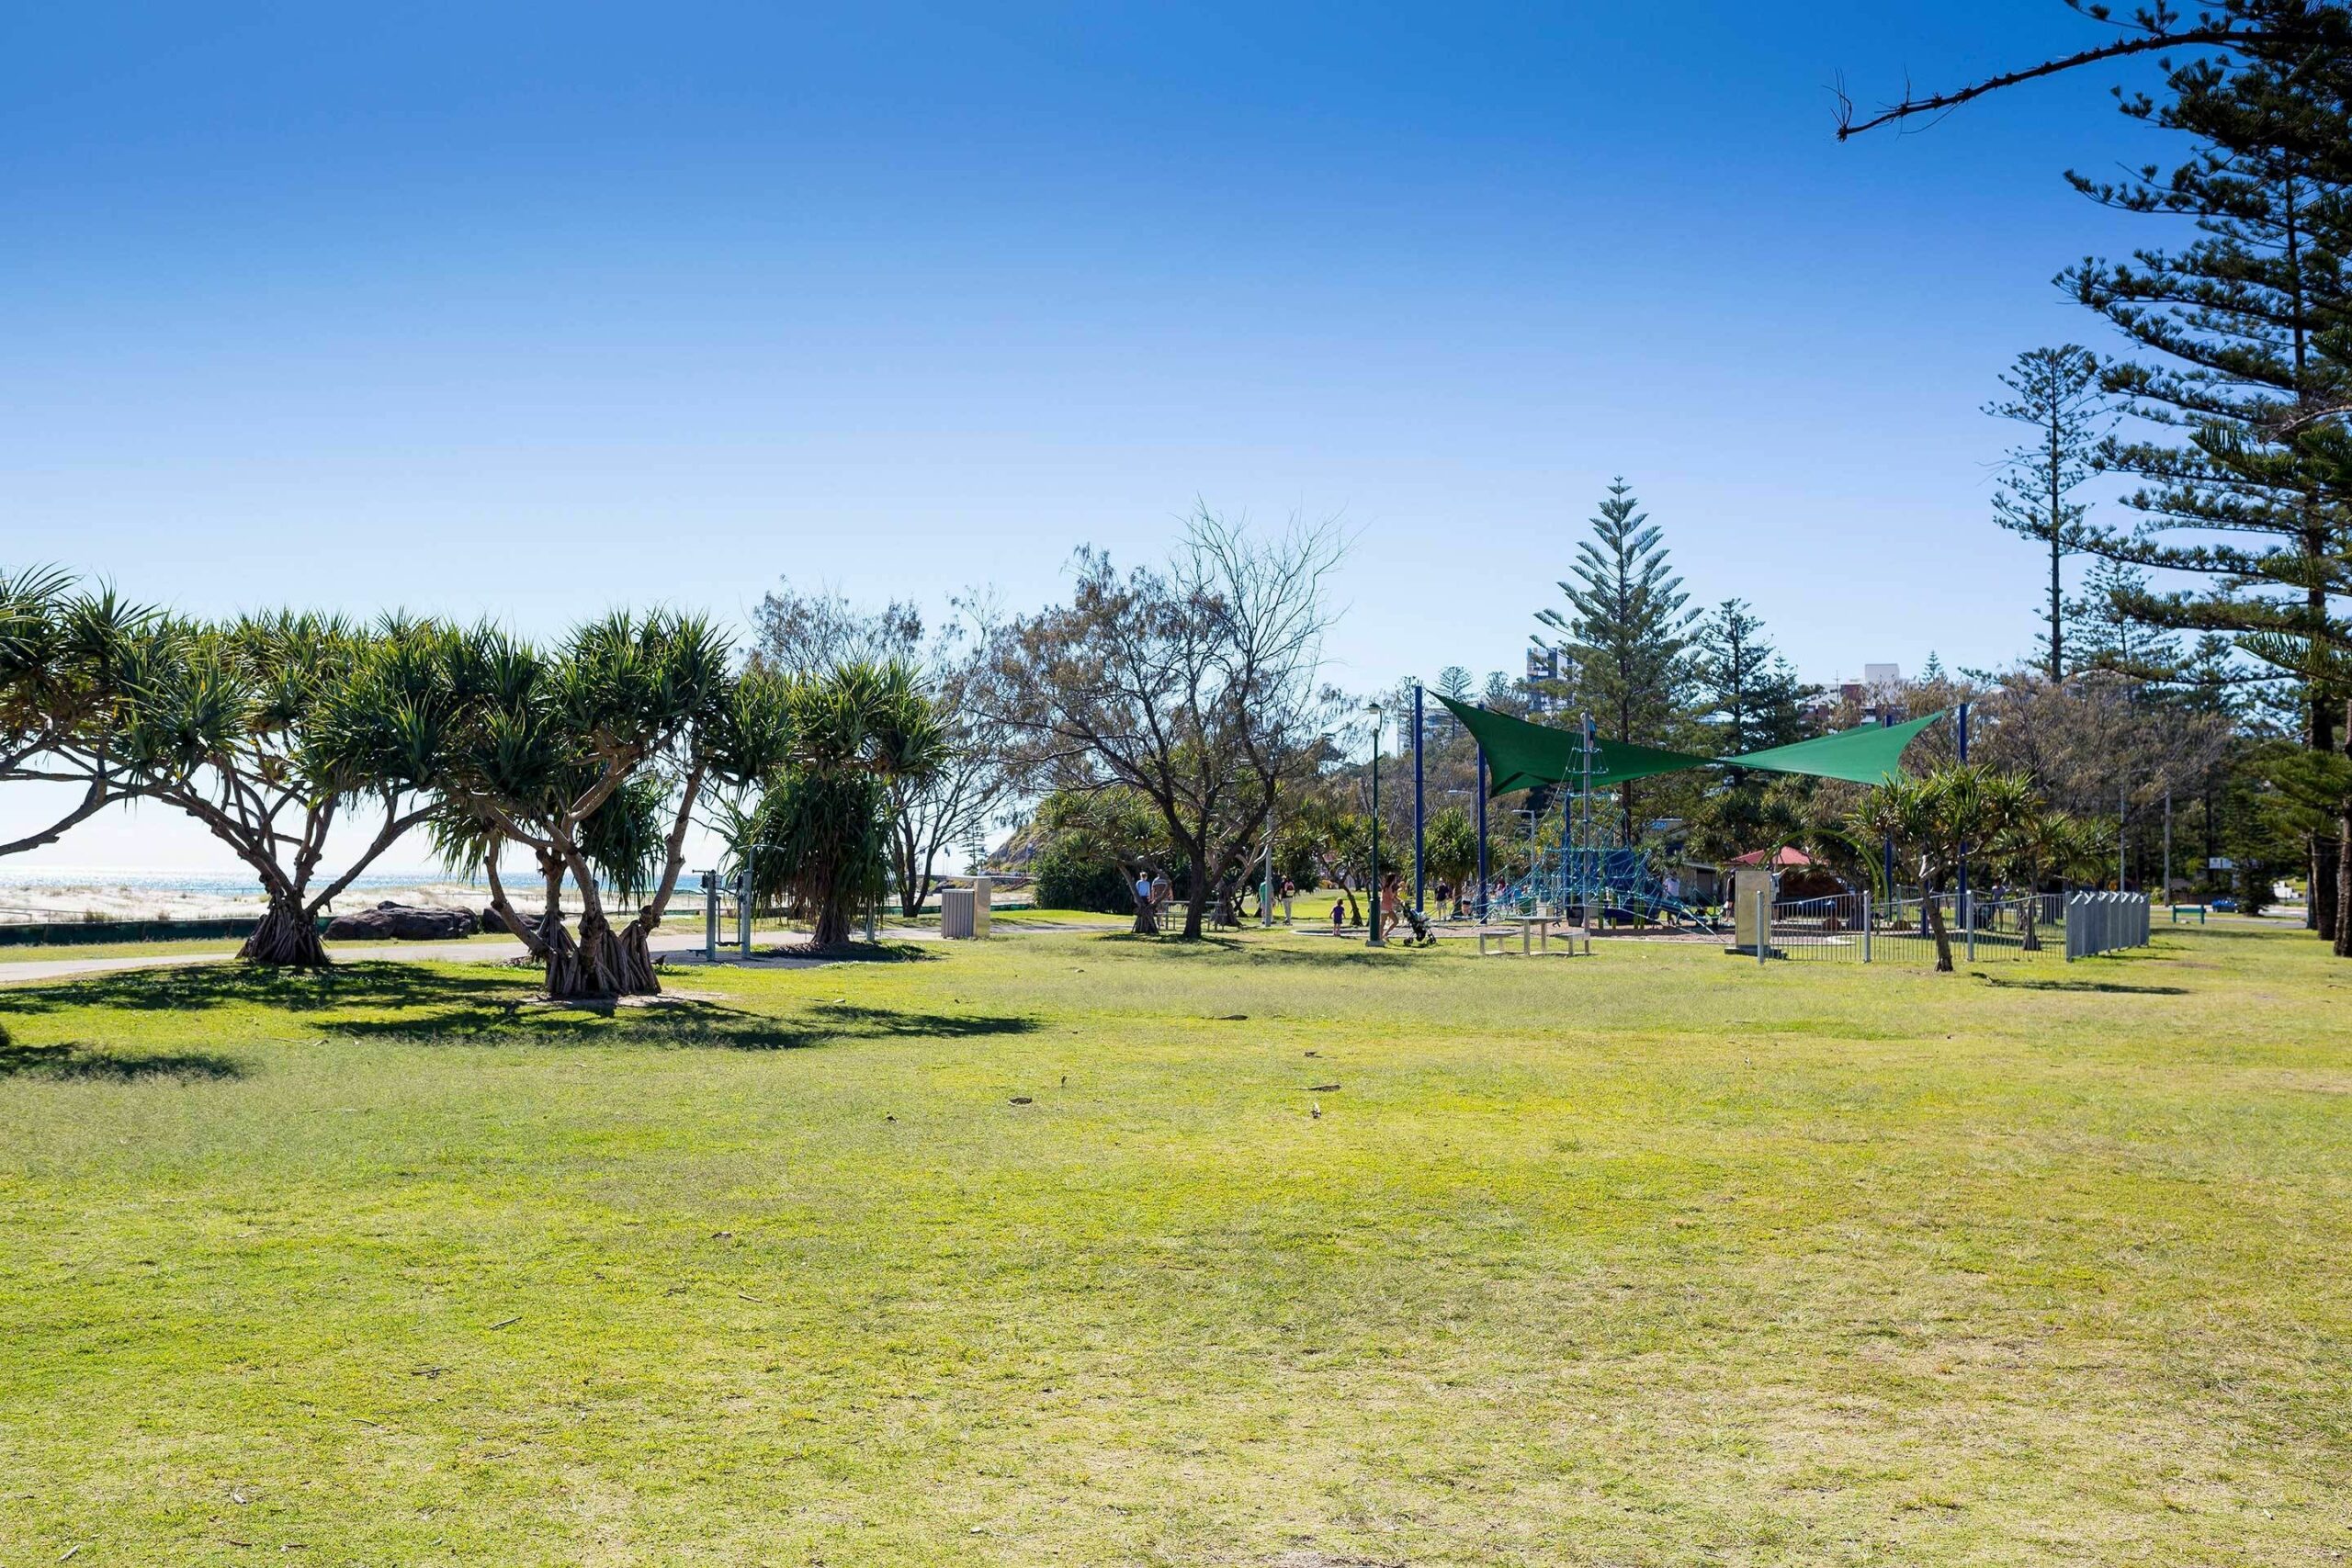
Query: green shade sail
1433 693 1716 794
1715 711 1946 785
1432 692 1946 794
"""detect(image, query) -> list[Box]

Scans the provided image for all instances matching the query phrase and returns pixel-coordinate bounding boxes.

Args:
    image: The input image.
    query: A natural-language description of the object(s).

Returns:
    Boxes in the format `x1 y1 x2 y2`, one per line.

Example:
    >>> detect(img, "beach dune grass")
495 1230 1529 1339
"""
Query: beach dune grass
0 923 2344 1563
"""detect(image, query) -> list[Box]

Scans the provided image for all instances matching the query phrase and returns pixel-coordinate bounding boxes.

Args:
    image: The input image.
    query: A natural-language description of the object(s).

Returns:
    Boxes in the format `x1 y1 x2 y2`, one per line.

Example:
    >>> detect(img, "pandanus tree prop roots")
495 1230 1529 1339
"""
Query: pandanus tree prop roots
239 898 328 967
543 913 662 999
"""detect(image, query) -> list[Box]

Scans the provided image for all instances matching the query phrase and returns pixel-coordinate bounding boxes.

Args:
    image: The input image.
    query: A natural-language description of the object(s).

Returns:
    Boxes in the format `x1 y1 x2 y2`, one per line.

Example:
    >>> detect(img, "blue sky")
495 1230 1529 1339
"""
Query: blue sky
2 2 2180 869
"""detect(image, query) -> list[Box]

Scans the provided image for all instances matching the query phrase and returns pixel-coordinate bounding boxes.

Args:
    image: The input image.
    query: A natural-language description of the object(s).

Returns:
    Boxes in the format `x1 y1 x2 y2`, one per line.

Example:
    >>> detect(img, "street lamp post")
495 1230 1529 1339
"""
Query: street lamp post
1367 699 1385 947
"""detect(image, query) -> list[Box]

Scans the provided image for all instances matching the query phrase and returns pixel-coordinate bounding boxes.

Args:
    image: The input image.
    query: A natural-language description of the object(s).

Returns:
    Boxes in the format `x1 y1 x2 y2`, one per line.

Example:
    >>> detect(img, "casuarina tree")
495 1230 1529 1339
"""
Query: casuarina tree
987 510 1345 940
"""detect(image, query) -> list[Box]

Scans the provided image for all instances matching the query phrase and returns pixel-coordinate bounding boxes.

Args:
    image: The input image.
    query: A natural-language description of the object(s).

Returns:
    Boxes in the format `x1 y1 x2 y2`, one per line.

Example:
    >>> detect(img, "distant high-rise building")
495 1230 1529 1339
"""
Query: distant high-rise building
1839 663 1901 722
1523 647 1562 715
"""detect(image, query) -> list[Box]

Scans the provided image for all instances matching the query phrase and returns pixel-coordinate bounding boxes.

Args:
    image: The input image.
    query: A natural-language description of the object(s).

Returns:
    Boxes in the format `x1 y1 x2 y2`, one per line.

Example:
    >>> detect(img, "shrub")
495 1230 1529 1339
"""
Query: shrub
1032 838 1133 915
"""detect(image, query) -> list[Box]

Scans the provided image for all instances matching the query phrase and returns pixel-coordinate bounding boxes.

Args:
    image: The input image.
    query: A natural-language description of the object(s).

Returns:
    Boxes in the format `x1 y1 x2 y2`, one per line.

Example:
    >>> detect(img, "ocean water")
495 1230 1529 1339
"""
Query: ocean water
0 870 484 897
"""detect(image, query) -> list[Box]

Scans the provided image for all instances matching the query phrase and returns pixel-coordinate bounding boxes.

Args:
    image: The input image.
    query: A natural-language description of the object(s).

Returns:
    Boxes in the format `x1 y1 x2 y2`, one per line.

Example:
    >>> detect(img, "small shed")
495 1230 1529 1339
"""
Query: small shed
1727 846 1848 902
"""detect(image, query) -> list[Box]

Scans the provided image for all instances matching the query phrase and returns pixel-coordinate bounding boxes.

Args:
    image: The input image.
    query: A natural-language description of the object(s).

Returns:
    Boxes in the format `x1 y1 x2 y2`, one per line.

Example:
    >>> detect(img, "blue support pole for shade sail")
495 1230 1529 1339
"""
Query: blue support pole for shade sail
1880 710 1898 923
1475 722 1488 921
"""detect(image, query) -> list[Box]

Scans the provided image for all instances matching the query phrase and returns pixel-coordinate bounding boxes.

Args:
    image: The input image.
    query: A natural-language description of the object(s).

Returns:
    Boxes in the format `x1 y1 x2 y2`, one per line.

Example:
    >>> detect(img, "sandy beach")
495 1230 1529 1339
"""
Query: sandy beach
0 876 489 926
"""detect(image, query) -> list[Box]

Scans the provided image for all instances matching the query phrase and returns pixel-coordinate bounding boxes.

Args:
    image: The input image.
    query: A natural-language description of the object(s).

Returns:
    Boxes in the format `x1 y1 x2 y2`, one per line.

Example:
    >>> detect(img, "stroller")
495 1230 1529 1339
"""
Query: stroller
1389 901 1437 946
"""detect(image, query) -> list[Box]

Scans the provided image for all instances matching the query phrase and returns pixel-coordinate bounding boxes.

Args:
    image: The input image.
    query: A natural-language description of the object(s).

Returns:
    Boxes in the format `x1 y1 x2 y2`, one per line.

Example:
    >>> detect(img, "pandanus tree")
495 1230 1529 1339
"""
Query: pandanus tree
744 661 946 947
0 567 150 857
106 612 473 965
1850 763 2040 972
441 611 791 998
426 776 671 962
1985 780 2075 953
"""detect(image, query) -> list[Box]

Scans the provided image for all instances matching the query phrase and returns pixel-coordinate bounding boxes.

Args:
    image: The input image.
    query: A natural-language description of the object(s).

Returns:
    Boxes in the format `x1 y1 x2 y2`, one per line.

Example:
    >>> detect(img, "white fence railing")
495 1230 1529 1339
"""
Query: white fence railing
1765 889 2146 966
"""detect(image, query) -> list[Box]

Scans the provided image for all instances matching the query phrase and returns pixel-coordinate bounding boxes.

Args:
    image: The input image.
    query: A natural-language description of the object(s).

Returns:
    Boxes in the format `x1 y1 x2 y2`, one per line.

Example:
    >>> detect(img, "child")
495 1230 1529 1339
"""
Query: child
1330 897 1346 934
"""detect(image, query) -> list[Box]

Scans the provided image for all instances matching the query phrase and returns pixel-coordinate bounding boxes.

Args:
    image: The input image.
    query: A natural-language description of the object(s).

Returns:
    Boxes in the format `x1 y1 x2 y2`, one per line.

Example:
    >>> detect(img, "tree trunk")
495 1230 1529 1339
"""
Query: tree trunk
241 896 327 967
1926 890 1954 973
2314 697 2339 939
2337 784 2352 960
1180 849 1208 939
483 846 549 962
811 891 857 949
545 908 660 999
2335 701 2352 957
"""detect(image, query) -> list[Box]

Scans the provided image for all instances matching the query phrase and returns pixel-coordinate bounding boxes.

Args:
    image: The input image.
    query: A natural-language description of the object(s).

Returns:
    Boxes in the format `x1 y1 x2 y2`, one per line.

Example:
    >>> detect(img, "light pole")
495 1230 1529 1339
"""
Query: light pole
1411 684 1425 915
1367 698 1385 947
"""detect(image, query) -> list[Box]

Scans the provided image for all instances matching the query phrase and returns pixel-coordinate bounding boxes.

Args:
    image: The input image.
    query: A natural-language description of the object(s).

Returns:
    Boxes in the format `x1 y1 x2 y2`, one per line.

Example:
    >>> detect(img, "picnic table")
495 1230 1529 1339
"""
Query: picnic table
1476 915 1592 957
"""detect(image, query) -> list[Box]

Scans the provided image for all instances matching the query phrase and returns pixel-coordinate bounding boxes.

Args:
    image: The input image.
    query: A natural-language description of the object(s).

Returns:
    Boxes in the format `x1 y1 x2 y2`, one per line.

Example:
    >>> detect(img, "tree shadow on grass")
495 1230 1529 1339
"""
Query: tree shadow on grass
2157 923 2304 940
798 940 938 964
0 1038 244 1081
0 960 530 1017
1087 931 1427 968
0 964 1035 1053
316 997 1039 1051
1982 976 2190 996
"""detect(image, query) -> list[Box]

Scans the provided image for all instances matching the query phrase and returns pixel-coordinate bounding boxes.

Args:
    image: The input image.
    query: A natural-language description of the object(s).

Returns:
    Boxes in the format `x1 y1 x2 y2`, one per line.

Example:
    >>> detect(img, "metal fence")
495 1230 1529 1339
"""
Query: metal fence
1763 890 2073 965
2065 892 2151 959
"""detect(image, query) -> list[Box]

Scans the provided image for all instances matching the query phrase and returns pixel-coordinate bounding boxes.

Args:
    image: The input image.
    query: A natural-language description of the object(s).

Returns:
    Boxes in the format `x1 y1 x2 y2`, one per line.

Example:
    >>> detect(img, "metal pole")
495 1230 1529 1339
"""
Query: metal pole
1756 888 1767 965
704 872 718 962
1956 700 1970 929
738 856 753 956
1368 709 1384 947
1861 890 1871 964
1412 684 1426 914
2119 782 2128 890
1879 709 1896 917
2164 788 2173 906
1261 808 1275 927
1474 732 1488 921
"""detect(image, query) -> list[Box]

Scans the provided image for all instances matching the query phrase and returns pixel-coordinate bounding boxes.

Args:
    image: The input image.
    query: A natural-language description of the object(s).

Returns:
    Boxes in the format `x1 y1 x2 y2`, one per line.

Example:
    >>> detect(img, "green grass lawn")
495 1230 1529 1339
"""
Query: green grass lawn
1 925 2346 1564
